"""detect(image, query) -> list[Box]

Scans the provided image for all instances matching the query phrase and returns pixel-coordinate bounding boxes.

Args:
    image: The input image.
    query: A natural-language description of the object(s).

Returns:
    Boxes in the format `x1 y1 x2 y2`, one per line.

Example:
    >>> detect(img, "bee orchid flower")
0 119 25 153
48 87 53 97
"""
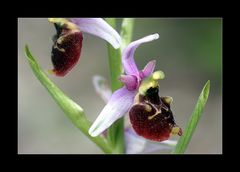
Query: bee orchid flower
89 34 182 142
48 18 121 76
92 75 177 154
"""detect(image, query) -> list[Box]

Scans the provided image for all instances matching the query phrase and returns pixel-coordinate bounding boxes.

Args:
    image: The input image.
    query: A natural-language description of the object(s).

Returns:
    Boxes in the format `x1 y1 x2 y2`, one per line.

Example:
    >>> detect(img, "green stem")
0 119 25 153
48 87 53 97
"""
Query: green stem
120 18 135 50
24 45 112 153
105 18 124 153
105 18 135 154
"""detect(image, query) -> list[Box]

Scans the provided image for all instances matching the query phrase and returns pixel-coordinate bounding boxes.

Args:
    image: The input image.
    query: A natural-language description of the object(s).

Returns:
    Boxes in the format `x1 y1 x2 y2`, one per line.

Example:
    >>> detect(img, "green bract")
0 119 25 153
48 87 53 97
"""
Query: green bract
172 80 210 154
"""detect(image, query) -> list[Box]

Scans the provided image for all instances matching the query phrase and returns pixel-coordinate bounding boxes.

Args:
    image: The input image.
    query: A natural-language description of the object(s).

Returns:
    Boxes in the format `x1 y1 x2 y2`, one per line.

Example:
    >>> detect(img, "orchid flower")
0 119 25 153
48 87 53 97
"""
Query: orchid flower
89 34 182 142
92 75 177 154
48 18 121 76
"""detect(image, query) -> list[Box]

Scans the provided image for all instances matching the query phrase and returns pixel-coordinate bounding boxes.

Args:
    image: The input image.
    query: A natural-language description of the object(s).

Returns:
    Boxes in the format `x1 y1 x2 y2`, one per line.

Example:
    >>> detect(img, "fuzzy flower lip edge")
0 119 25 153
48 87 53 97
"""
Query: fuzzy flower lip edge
89 34 160 137
69 18 121 49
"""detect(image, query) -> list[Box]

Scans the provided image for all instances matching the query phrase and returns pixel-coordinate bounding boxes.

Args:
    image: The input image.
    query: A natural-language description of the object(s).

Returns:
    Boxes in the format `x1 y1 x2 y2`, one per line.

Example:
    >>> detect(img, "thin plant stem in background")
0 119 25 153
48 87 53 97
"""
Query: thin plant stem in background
105 18 135 153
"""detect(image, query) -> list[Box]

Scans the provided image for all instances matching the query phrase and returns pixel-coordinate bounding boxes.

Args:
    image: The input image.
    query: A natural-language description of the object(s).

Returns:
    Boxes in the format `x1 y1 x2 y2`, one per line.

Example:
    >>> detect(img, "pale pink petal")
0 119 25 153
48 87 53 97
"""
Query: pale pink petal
125 127 146 154
139 60 156 79
142 141 176 154
92 75 112 103
122 34 159 75
70 18 121 49
119 75 139 91
125 127 177 154
89 87 136 137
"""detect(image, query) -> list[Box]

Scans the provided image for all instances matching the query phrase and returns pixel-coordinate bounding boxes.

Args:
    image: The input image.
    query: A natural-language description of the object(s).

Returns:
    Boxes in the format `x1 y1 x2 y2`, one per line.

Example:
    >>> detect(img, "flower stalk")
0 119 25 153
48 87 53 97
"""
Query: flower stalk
105 18 124 153
105 18 135 153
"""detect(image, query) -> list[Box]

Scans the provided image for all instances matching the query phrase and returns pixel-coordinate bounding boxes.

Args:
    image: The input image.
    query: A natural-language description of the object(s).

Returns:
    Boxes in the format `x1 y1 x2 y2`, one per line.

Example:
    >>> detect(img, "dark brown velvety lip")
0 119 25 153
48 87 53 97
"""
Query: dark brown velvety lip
51 27 83 76
129 87 182 142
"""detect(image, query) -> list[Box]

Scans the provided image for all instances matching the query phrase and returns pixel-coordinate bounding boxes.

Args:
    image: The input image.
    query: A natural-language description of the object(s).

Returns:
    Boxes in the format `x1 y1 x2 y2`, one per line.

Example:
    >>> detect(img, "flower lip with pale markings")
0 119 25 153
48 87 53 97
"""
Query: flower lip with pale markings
48 18 122 76
92 75 178 153
89 34 182 141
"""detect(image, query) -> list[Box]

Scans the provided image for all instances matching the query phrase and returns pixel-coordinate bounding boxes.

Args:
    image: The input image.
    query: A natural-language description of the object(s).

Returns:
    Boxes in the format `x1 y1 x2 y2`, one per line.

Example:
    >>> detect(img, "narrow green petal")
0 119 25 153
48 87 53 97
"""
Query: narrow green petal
172 80 210 154
24 45 112 153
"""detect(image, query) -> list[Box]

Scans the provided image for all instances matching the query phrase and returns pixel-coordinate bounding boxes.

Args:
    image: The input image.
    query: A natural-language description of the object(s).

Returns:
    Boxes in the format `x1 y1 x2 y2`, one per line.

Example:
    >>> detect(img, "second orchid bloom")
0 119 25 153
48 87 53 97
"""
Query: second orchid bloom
48 18 121 76
89 33 182 142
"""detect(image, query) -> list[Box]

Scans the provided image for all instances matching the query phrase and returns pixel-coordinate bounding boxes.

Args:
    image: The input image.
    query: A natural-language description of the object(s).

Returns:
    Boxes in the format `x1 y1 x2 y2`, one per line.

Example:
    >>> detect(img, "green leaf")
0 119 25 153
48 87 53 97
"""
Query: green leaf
24 45 112 153
172 80 210 154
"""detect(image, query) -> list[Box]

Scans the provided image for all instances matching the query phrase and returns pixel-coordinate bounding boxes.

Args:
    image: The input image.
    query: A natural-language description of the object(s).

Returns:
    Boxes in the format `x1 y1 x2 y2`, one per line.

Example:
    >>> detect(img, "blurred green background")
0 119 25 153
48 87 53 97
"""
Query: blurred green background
18 18 222 154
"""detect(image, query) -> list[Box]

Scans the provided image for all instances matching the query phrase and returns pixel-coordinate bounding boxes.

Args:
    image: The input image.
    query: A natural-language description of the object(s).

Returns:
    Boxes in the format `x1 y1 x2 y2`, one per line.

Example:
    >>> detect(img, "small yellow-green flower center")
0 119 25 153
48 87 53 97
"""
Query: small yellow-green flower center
139 70 165 95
